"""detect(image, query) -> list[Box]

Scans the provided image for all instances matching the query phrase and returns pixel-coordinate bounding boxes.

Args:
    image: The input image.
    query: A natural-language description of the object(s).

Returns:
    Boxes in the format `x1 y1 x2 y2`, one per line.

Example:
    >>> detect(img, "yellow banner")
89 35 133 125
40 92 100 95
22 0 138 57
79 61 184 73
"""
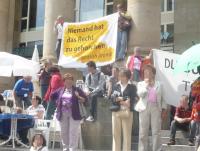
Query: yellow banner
58 13 118 68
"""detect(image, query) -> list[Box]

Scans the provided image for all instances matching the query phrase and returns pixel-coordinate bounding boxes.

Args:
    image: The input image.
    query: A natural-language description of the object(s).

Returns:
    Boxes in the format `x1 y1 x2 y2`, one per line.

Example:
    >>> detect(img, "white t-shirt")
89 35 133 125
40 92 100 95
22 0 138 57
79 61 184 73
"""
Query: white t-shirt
133 57 142 70
55 23 63 39
26 104 45 119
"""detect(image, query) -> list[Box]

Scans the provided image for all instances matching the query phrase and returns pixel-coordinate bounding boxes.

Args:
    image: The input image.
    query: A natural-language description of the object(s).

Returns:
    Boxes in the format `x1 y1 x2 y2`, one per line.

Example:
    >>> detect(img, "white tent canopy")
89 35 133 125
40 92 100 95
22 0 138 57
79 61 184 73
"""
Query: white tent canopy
0 52 40 78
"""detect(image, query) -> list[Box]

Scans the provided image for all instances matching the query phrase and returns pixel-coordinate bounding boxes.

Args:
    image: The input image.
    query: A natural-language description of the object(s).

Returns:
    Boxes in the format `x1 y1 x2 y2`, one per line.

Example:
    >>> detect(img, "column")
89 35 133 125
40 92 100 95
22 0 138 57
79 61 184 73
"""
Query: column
0 0 10 51
43 0 75 61
127 0 161 53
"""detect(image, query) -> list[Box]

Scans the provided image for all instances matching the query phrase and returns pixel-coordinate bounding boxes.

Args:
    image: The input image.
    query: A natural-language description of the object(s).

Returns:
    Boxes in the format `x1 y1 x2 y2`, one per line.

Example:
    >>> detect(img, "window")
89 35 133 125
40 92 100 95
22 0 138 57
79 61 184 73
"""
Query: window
20 0 45 32
78 0 114 22
167 0 173 11
161 0 164 12
160 25 164 43
79 0 104 21
105 0 114 15
29 0 45 30
166 24 174 43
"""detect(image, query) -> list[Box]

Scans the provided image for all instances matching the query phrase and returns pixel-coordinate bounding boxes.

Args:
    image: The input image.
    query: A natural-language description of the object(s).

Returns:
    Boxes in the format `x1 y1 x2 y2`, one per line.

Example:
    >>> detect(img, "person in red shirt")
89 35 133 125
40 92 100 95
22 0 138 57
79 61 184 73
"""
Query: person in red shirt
44 66 64 119
191 95 200 150
167 95 195 146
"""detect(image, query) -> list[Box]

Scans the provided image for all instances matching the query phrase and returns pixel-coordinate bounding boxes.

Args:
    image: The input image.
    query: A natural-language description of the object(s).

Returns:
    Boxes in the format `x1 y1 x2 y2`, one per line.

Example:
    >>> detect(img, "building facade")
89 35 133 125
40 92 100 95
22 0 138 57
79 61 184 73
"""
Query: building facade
1 0 200 89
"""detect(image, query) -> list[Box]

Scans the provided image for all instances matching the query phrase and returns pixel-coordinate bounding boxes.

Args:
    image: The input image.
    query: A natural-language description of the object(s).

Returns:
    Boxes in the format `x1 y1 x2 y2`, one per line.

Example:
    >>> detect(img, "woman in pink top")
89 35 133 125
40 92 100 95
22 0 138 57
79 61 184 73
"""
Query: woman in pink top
137 65 167 151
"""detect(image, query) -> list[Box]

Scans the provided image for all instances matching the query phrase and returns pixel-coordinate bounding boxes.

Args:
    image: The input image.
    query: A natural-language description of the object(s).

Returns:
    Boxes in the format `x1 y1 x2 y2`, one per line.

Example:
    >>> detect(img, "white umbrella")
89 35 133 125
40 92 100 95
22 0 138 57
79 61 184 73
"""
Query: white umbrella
32 45 40 63
0 52 40 77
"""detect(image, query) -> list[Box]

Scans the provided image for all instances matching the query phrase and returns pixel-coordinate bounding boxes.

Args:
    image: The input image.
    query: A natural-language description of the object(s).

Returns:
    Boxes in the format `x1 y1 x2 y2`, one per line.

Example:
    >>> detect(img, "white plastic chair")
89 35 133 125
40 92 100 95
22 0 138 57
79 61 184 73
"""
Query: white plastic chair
2 90 14 107
49 114 62 149
29 119 51 147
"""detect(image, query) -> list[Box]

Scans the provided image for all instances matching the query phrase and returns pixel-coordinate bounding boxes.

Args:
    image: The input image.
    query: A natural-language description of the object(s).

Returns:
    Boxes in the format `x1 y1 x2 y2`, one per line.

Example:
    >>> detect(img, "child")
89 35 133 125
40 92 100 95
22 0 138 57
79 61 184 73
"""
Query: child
30 134 48 151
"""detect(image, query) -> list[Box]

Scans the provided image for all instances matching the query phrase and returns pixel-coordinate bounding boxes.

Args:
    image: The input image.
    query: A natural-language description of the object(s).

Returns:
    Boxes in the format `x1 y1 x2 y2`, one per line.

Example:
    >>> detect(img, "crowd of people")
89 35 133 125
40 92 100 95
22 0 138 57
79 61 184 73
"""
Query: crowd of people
0 3 200 151
1 47 200 151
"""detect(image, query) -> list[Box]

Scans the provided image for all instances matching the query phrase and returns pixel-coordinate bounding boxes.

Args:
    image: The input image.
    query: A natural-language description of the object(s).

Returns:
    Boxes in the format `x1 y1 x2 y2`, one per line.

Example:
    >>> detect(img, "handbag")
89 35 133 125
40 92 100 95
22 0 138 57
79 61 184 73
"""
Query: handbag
118 15 131 31
109 102 120 112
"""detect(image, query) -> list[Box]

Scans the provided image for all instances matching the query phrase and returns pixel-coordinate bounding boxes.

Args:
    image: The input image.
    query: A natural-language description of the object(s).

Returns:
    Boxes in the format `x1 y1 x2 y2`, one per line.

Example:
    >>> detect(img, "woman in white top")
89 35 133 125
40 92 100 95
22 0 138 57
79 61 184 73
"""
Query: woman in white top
30 133 48 151
26 96 45 119
137 64 167 151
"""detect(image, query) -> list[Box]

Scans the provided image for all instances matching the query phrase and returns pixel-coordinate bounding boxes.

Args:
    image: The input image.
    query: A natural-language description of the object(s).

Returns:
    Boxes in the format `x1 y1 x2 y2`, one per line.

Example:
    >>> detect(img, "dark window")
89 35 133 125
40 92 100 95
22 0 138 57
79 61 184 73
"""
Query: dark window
160 25 164 43
21 0 28 18
166 24 174 43
106 5 113 15
107 0 113 3
167 0 173 11
21 19 27 32
29 0 45 29
161 0 164 12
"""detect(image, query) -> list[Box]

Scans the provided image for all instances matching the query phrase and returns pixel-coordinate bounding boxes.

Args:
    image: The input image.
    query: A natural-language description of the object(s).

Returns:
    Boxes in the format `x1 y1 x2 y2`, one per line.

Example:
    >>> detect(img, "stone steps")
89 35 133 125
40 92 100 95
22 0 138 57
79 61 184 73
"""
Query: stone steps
162 144 195 151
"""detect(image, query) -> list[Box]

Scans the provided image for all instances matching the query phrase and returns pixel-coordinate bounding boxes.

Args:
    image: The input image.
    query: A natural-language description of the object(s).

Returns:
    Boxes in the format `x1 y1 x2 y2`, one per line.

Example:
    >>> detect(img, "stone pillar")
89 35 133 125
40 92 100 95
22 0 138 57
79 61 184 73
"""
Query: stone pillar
126 0 161 135
43 0 75 61
0 0 10 51
127 0 161 53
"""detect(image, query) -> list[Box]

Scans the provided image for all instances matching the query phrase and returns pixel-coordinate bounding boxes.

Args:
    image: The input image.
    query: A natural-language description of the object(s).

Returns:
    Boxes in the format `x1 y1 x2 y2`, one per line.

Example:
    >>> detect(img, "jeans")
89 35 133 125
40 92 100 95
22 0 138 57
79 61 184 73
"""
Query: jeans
170 120 196 141
45 99 56 120
15 96 31 110
195 122 200 150
116 30 127 60
88 91 102 119
40 85 48 109
18 128 29 144
55 39 62 59
133 69 140 82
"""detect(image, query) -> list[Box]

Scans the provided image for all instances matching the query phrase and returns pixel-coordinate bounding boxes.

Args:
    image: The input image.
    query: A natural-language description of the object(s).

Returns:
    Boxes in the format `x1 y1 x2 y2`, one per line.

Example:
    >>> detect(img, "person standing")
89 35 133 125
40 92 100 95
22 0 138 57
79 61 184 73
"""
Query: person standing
13 76 34 109
111 69 137 151
44 66 63 120
38 60 52 109
54 15 64 59
52 73 87 151
137 65 167 151
116 3 131 61
107 66 119 99
126 47 152 82
85 61 105 122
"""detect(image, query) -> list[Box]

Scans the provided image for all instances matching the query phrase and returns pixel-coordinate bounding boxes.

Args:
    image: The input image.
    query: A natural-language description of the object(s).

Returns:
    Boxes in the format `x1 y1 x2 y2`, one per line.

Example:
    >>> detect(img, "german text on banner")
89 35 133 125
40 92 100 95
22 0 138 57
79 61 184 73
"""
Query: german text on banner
153 49 199 106
58 13 119 68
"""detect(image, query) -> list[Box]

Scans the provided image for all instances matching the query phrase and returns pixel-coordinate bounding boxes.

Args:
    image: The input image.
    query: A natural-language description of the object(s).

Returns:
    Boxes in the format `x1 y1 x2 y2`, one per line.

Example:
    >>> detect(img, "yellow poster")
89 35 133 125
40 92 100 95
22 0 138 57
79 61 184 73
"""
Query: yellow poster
58 13 118 68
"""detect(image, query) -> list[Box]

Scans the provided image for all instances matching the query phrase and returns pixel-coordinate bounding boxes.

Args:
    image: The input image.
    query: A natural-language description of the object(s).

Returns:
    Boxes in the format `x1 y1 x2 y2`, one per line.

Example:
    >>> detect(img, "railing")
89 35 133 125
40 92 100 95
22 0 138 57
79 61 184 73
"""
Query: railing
12 45 43 58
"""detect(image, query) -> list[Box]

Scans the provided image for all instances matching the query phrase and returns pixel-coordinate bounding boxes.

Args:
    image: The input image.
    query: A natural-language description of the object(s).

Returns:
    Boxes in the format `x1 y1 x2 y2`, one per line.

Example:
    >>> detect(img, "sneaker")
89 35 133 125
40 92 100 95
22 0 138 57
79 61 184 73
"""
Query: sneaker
188 140 194 146
86 116 94 122
167 139 175 145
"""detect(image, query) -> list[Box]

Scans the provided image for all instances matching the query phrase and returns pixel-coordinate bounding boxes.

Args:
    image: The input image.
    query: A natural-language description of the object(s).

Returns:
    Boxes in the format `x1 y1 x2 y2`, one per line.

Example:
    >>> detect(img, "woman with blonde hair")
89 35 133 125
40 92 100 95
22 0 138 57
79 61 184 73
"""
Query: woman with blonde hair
51 73 87 151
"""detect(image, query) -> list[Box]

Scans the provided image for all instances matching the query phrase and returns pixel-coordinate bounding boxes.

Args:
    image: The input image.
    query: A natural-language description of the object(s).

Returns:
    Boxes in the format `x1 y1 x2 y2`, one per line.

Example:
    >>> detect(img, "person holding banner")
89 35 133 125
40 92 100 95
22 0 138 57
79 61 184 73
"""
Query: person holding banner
137 64 167 151
54 15 64 59
116 3 131 61
85 61 105 122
